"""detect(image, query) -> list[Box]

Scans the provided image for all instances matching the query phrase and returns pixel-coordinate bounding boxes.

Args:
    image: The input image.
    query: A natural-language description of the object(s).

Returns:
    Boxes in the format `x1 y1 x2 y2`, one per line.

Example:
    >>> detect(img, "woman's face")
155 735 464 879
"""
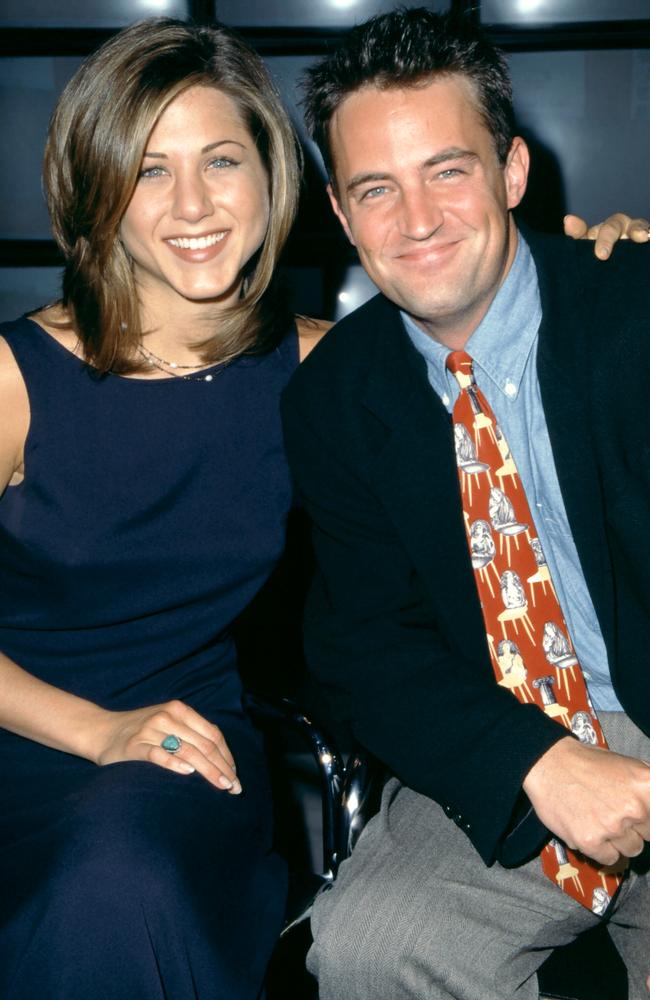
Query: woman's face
120 84 270 315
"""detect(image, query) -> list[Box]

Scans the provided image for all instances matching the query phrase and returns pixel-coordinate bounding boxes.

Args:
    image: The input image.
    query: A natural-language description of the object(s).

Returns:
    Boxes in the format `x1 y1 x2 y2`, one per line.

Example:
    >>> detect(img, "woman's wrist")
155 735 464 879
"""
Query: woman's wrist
70 703 117 764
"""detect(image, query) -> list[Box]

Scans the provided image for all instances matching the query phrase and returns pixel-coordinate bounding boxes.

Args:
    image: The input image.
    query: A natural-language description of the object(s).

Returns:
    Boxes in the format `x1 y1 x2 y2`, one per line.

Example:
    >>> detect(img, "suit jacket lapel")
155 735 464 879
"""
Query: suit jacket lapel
360 299 488 651
530 232 616 651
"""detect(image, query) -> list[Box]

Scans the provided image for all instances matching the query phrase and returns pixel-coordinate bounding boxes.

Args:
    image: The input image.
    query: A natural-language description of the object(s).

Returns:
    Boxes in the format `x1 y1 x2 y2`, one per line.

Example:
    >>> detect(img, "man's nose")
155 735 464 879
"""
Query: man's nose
400 184 443 241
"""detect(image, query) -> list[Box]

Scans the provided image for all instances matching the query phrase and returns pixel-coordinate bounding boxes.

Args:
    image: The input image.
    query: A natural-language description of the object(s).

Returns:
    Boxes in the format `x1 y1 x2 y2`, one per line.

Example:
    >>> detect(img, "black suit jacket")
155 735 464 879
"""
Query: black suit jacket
282 229 650 866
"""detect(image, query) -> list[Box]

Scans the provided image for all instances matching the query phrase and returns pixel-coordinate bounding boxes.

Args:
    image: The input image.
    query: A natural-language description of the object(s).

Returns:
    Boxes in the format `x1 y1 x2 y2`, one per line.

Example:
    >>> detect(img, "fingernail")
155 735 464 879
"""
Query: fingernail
230 779 243 795
218 775 234 789
598 247 610 259
178 763 195 774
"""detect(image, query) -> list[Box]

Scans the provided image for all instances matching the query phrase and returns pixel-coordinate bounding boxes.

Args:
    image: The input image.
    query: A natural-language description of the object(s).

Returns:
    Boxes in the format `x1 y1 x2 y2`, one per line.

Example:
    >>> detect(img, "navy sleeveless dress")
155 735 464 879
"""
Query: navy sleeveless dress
0 316 297 999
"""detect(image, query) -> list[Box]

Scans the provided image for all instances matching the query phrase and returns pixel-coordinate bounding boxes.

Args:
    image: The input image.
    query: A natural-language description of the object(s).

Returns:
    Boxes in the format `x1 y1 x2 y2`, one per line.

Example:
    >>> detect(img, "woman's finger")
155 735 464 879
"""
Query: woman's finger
148 714 241 792
171 736 242 793
147 736 241 792
148 743 196 776
161 700 237 770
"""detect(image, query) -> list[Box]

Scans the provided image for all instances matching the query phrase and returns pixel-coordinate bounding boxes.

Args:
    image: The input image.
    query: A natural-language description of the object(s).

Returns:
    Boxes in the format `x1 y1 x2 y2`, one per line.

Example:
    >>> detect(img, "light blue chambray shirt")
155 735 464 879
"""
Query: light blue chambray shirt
401 232 622 712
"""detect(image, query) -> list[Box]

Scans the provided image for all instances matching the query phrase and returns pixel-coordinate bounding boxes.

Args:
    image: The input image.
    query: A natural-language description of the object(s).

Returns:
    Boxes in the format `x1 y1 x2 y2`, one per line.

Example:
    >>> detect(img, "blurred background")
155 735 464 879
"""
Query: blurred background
1 0 649 324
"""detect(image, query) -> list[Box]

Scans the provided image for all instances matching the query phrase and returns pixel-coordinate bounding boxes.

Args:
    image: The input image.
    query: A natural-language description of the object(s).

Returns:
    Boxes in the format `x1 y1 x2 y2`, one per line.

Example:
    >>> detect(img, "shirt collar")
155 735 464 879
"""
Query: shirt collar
401 230 542 401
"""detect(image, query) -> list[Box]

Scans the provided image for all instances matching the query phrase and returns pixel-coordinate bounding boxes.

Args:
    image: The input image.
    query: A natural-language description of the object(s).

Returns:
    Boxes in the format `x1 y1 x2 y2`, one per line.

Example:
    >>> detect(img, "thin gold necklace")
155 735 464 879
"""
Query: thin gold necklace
137 344 228 383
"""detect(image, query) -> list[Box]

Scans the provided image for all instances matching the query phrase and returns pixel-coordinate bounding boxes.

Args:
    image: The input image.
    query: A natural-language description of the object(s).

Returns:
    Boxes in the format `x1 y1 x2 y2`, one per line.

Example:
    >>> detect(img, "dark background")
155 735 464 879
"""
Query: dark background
1 0 649 325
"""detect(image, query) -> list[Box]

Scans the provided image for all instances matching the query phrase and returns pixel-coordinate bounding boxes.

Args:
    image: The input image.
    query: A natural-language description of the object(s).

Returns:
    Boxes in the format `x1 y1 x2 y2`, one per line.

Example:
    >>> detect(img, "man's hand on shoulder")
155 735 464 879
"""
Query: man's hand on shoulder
564 212 650 260
523 735 650 865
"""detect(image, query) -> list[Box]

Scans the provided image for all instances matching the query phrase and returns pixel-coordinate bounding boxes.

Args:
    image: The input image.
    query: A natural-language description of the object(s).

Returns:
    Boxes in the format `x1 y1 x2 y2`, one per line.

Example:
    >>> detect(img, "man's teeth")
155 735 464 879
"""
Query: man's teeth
168 232 226 250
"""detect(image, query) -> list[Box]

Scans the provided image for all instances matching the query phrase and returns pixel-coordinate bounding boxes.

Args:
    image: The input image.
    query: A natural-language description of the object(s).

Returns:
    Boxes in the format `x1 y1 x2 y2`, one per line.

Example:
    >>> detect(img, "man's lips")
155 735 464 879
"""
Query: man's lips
395 239 461 263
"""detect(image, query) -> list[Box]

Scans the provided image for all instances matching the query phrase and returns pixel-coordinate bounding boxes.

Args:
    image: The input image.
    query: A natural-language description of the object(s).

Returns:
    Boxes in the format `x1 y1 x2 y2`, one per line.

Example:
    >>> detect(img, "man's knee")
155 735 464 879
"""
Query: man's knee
308 881 401 999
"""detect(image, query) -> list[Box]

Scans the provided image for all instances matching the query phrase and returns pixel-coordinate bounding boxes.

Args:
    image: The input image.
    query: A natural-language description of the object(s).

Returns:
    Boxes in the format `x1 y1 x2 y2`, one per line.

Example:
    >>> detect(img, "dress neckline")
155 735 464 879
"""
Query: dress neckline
21 315 296 385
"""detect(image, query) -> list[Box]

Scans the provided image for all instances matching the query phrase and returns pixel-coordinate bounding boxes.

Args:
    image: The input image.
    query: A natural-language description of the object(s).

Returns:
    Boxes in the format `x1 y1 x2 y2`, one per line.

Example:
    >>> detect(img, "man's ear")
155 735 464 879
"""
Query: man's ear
504 137 530 211
327 182 356 247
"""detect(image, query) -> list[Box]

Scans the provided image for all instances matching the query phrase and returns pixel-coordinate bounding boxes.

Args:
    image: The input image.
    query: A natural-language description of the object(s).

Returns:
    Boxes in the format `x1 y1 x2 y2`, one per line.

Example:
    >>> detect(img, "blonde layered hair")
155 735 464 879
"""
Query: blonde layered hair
44 18 301 373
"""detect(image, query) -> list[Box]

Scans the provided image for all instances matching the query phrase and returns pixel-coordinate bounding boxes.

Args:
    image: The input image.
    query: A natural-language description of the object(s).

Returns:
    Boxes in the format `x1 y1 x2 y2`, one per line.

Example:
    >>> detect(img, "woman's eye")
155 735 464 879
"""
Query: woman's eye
209 157 238 169
138 165 166 179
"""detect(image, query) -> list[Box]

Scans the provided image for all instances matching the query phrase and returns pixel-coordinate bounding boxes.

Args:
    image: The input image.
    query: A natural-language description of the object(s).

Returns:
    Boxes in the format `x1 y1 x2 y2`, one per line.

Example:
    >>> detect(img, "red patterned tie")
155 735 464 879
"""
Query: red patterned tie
446 350 626 913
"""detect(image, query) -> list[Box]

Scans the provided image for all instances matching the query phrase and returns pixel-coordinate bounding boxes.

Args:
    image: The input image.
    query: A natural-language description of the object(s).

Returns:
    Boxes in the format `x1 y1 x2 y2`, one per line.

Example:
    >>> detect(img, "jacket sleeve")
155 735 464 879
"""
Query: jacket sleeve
281 387 567 866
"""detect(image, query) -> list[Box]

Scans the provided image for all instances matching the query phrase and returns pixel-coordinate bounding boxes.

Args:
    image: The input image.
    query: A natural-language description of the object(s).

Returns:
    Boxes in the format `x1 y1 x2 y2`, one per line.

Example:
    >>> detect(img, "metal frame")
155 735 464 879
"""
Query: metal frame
244 693 345 882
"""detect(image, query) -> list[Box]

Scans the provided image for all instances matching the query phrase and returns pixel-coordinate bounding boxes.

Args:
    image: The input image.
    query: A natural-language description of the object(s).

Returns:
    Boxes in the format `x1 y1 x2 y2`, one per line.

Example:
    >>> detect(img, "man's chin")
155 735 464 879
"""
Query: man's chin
392 291 461 327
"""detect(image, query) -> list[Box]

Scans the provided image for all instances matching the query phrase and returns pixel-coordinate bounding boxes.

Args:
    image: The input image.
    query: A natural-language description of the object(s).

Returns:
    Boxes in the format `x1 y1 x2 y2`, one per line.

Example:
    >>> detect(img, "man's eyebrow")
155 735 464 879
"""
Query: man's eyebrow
345 148 478 193
346 171 392 195
143 140 246 159
424 147 478 168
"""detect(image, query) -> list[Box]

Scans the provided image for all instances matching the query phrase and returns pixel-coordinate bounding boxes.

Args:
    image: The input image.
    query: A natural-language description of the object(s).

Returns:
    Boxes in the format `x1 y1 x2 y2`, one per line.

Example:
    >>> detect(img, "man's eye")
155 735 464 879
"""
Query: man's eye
360 186 388 201
439 168 462 179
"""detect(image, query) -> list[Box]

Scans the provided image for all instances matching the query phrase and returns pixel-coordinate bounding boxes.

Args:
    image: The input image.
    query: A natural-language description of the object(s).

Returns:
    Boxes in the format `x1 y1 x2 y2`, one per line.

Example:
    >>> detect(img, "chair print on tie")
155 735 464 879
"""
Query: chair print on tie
445 350 626 914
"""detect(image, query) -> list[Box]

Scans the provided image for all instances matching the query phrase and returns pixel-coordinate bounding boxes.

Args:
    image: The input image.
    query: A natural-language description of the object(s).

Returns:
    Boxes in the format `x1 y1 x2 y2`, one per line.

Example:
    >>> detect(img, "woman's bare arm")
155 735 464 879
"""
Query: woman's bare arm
0 337 240 791
296 315 332 361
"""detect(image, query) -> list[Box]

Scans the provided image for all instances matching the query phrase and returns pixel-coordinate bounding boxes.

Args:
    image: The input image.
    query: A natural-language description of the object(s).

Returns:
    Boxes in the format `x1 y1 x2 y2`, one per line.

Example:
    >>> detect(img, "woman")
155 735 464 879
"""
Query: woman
0 18 324 999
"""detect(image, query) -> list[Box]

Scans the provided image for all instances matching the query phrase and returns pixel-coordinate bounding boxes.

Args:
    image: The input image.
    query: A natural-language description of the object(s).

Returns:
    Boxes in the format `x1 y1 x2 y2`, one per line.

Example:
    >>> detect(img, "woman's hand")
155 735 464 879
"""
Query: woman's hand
564 212 650 259
95 699 241 793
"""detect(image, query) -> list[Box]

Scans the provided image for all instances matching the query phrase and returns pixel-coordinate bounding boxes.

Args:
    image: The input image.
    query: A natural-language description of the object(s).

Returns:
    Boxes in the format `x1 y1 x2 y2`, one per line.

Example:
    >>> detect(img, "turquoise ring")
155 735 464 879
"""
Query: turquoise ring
161 734 182 754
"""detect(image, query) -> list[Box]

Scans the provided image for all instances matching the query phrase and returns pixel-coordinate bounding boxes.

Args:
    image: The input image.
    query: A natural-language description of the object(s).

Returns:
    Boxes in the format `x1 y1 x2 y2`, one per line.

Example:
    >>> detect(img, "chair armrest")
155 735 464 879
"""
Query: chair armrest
338 746 386 864
244 693 345 880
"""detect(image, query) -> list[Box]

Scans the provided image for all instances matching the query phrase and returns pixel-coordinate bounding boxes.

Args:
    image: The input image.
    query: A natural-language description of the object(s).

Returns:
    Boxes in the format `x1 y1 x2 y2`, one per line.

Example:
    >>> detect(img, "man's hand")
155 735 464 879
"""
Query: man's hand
523 736 650 865
564 212 650 260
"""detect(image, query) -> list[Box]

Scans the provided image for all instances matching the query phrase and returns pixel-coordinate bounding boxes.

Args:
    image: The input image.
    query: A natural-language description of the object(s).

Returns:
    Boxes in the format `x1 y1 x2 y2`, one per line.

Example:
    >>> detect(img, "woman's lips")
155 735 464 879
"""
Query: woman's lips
164 230 230 262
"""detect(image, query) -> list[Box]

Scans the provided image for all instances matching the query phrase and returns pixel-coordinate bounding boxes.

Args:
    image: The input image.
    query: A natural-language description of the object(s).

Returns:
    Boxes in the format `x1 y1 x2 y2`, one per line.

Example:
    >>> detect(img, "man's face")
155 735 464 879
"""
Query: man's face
327 75 529 347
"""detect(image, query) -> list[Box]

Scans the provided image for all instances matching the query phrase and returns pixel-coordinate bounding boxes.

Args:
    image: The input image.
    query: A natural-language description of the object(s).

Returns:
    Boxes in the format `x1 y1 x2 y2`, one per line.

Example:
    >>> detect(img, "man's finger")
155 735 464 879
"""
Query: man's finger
591 218 627 259
627 218 650 243
563 213 588 239
609 828 645 859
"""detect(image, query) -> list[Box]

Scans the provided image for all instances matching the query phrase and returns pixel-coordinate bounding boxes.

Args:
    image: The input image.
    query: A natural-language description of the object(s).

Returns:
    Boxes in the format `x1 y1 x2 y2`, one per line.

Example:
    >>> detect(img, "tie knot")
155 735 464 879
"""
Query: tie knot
446 350 475 388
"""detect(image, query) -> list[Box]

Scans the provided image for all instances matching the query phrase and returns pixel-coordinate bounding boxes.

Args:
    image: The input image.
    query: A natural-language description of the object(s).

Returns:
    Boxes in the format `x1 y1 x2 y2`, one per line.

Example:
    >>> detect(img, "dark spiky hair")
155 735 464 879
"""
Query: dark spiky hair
303 7 514 176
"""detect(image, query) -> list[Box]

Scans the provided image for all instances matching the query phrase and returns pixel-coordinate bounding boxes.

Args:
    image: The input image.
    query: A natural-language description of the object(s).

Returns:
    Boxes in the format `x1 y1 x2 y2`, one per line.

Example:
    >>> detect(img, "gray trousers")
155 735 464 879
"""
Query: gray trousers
308 713 650 1000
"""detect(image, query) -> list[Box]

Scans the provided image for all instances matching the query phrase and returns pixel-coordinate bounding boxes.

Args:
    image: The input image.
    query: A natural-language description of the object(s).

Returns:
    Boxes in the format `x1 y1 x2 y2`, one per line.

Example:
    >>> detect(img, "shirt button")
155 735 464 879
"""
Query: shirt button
441 393 450 407
504 381 517 398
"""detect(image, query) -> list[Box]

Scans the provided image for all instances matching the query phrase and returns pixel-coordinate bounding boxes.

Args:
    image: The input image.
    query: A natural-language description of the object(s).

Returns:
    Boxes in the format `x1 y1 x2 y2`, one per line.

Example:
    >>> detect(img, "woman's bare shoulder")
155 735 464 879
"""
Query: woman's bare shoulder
295 314 333 362
29 303 78 350
0 334 30 490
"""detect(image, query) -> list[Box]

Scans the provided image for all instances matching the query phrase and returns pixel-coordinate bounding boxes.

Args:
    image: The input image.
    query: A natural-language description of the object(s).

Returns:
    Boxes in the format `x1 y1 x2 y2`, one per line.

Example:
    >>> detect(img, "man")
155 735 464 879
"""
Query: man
282 9 650 1000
